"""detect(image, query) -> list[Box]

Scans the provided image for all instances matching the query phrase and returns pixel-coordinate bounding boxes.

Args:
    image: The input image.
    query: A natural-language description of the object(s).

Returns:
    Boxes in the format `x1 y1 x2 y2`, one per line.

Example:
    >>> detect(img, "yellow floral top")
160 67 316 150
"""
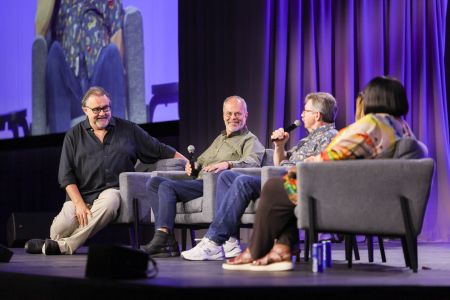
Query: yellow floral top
283 113 415 204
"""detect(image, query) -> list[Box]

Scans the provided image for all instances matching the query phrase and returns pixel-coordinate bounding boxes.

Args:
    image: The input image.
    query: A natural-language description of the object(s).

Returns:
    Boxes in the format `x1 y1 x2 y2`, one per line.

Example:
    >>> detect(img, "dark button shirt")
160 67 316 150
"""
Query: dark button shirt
58 117 176 204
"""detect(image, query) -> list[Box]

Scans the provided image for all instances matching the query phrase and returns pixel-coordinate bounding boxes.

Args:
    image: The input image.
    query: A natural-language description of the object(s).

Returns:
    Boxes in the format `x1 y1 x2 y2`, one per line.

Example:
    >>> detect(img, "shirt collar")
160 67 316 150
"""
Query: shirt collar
221 126 249 138
309 123 335 137
81 116 116 131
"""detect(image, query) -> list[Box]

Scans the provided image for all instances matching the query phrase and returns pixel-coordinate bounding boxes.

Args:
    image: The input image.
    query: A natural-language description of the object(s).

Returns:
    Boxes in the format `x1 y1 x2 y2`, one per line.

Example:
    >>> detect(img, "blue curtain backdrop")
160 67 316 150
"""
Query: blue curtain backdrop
179 0 450 241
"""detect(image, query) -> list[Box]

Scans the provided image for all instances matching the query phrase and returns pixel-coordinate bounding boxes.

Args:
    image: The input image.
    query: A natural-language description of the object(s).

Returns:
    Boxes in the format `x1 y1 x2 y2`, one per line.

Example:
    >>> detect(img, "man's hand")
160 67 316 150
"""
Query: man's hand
202 162 230 173
271 128 289 146
185 160 192 176
75 202 92 227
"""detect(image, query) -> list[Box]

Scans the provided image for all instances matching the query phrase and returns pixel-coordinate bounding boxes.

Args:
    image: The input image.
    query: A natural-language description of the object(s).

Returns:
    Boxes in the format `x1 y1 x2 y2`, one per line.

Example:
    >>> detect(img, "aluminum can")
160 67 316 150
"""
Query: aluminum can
322 240 332 268
312 243 323 273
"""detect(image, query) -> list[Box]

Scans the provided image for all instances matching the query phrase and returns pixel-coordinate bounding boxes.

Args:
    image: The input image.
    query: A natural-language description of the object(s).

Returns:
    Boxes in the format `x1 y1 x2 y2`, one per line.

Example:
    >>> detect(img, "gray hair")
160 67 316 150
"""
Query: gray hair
223 95 247 113
81 86 110 107
305 92 337 123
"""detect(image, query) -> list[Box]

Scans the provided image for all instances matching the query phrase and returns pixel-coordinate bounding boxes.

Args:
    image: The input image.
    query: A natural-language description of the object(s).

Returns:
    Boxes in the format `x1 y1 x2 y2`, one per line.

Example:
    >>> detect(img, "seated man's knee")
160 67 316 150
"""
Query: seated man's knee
234 175 254 188
158 180 176 196
98 44 121 65
218 170 238 185
149 176 167 190
47 42 65 68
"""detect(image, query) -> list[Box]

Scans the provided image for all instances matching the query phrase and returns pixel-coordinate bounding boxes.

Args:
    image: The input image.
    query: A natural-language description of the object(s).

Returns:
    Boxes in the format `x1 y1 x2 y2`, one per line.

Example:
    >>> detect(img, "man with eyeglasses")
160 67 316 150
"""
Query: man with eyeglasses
181 92 339 261
142 95 265 257
25 86 186 255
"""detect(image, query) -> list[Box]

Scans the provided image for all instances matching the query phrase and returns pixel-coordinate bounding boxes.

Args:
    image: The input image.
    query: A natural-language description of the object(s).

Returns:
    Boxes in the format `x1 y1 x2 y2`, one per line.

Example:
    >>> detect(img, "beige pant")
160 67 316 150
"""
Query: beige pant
50 188 121 254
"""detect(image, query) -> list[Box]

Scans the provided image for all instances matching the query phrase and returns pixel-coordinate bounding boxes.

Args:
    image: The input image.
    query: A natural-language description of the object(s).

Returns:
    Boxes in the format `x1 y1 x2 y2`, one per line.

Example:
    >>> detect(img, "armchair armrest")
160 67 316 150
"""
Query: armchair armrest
32 35 48 135
135 158 186 172
231 167 262 177
150 170 190 180
201 172 221 219
261 166 290 185
118 172 153 223
124 6 146 123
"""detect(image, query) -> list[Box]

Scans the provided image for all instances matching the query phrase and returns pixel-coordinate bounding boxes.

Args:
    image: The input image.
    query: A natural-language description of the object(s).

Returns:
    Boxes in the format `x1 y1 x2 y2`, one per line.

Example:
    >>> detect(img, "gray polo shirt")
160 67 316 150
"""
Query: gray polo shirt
195 127 265 178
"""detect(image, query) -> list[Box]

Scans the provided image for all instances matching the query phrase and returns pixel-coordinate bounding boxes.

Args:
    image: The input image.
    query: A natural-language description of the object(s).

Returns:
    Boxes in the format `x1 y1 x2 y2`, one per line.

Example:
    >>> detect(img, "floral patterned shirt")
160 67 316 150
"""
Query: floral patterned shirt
54 0 124 79
281 123 338 166
321 113 415 161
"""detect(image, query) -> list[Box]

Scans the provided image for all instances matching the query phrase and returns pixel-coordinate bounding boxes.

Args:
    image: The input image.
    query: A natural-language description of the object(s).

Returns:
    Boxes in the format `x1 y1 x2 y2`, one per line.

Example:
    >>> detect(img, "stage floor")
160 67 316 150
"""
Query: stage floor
1 241 450 300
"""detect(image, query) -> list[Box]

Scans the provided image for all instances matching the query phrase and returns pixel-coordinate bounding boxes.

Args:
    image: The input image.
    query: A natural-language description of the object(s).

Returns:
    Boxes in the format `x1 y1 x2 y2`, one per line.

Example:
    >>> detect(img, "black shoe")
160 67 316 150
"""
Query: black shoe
24 239 45 254
142 231 180 258
43 239 61 255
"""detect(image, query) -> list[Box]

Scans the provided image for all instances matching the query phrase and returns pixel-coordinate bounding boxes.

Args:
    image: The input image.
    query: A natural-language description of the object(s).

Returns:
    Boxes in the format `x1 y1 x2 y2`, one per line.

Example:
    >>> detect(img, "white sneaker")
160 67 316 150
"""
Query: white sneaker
181 239 224 261
223 238 242 258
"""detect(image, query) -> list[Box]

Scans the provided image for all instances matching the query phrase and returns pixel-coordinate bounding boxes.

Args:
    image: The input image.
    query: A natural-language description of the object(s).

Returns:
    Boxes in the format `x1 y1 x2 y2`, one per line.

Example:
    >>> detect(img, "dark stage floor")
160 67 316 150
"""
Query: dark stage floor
1 241 450 300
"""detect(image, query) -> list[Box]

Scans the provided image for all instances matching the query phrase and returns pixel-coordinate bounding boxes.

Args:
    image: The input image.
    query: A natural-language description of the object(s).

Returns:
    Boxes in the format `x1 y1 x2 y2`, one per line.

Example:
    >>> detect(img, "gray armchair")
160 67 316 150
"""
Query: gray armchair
32 6 146 135
295 158 435 272
146 149 275 250
231 149 291 225
147 170 220 250
117 158 186 248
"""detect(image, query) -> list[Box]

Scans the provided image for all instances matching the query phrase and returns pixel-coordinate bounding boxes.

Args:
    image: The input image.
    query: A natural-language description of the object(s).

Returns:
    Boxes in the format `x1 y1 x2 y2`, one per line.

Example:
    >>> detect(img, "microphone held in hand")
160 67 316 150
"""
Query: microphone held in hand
187 145 200 178
271 120 301 141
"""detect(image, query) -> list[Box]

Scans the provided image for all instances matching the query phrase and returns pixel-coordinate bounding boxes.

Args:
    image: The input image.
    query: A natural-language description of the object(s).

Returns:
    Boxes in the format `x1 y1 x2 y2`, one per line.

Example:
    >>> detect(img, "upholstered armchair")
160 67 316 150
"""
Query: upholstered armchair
146 170 220 250
295 157 434 272
145 149 274 250
117 158 186 248
32 6 146 135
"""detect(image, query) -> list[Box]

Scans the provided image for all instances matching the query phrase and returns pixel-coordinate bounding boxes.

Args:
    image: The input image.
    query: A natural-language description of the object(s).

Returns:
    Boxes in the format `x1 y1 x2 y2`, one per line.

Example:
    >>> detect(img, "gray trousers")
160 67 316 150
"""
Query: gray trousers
50 188 121 254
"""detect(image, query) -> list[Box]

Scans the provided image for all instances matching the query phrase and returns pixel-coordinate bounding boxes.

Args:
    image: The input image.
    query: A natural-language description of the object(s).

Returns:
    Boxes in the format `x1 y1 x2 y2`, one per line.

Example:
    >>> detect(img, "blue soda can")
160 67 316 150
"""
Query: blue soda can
312 243 323 273
322 240 332 268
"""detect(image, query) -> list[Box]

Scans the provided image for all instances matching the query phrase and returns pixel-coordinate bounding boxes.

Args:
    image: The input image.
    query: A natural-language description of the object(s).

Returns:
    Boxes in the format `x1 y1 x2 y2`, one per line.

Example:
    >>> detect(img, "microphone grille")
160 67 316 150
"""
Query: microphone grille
293 120 301 127
187 145 195 153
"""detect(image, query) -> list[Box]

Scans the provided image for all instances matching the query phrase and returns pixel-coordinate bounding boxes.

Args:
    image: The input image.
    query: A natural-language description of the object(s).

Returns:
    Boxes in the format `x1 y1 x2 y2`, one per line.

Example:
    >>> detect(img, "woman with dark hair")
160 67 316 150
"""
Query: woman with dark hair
223 76 416 272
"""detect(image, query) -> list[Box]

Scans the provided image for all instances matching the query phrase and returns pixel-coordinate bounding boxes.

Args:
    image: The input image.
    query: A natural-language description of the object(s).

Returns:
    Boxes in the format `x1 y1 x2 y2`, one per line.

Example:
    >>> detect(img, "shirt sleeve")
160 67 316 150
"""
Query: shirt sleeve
58 133 78 189
320 116 378 161
228 135 265 168
133 124 176 164
104 0 124 36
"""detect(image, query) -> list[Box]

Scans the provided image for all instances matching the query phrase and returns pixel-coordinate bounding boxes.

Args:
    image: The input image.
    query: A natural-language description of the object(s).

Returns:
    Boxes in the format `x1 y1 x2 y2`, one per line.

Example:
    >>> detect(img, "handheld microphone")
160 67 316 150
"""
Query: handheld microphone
187 145 199 178
271 120 301 141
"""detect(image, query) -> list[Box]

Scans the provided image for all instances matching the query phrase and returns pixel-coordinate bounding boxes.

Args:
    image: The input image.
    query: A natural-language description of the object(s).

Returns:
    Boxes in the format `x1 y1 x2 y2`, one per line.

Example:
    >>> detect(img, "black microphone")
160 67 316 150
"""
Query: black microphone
271 120 301 141
187 145 199 178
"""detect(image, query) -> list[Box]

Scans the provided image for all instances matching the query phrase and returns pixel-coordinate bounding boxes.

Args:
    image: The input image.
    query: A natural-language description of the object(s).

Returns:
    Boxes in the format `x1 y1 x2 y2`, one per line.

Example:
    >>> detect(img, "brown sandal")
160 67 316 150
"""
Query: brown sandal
250 244 293 272
222 248 254 270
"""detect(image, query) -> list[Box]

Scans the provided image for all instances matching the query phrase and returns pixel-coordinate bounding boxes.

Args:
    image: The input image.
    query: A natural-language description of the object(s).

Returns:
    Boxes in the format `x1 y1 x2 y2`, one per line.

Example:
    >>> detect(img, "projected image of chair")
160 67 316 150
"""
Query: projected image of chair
32 6 146 135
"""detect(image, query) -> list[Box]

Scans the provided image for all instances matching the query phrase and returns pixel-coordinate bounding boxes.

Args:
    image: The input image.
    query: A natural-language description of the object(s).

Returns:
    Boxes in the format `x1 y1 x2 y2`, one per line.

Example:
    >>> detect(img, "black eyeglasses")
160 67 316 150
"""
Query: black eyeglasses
85 105 111 115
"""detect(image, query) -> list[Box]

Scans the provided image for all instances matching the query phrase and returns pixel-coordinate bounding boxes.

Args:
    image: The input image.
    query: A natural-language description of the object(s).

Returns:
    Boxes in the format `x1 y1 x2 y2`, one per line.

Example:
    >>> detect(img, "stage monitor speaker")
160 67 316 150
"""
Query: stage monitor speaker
0 244 13 263
6 212 55 247
86 244 150 279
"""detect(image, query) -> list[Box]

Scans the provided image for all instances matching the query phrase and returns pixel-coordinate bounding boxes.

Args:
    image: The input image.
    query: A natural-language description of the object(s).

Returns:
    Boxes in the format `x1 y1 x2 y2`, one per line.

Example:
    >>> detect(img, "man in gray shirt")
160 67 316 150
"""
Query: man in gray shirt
143 95 265 257
181 92 338 261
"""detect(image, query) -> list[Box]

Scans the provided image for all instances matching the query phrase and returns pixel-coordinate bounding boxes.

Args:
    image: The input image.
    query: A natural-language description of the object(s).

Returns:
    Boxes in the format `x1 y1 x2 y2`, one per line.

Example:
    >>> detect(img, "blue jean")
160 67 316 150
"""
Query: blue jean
148 176 204 230
46 42 126 133
205 170 261 245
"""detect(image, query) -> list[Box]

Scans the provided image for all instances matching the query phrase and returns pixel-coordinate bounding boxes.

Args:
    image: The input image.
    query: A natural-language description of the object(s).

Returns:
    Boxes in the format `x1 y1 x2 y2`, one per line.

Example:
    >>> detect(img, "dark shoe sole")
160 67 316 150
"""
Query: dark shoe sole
44 239 61 255
24 239 45 254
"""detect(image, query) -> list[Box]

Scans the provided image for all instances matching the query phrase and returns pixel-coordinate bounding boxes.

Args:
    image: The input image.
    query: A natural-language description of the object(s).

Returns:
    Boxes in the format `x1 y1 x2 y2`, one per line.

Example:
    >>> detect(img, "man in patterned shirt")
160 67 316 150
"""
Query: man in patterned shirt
35 0 126 133
181 92 338 261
